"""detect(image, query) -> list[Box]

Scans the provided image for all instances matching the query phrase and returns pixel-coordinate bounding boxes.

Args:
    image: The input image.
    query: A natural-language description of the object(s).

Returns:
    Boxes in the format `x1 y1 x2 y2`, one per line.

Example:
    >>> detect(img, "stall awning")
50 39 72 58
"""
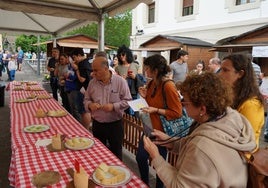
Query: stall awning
56 41 110 50
133 46 180 51
209 43 268 52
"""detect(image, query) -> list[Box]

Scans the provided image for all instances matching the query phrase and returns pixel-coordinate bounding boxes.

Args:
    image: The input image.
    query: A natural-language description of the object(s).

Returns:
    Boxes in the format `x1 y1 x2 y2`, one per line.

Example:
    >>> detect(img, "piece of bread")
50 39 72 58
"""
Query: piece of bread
95 168 105 181
108 167 122 175
101 176 117 185
36 108 46 118
115 172 126 182
95 163 126 185
98 162 109 172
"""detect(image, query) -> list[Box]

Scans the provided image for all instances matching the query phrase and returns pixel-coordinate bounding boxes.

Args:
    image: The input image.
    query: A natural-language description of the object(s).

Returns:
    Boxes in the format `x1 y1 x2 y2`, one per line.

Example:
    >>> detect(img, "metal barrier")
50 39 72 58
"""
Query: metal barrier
24 58 48 74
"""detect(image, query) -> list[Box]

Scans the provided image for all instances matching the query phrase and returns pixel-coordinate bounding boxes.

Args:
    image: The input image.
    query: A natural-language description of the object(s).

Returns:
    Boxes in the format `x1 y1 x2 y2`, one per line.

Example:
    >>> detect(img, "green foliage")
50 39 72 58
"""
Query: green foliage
15 35 50 53
67 11 132 48
14 11 132 53
69 23 98 40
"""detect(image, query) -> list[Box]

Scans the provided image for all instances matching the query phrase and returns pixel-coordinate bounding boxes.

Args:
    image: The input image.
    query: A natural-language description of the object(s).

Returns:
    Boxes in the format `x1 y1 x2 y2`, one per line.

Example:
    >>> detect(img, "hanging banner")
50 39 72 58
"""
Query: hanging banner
252 46 268 57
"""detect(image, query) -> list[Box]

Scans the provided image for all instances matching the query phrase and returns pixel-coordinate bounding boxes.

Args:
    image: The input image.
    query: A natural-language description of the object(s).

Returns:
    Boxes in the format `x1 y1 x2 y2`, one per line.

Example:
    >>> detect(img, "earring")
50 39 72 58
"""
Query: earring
199 113 203 117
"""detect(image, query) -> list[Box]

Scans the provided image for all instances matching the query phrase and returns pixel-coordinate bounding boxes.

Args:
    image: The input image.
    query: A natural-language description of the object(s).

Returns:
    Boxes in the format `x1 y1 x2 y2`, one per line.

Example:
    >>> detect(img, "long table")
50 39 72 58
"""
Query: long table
8 81 147 188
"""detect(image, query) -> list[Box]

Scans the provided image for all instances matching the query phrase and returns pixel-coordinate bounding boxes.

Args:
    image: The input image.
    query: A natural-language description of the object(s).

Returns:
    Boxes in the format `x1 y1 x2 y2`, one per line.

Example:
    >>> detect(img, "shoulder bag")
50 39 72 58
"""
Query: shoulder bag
239 147 268 188
159 80 193 137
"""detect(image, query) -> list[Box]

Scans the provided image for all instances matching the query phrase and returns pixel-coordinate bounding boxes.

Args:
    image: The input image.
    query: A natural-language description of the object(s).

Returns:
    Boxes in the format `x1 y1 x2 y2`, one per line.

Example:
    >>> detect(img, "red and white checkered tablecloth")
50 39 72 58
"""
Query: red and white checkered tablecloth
10 90 91 149
10 94 80 130
11 125 91 149
8 82 148 188
9 80 41 87
10 140 146 188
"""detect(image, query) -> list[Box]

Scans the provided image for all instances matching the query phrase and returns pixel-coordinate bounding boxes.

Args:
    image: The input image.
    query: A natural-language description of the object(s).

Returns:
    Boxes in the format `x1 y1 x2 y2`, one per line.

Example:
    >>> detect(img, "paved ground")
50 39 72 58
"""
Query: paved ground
1 63 267 188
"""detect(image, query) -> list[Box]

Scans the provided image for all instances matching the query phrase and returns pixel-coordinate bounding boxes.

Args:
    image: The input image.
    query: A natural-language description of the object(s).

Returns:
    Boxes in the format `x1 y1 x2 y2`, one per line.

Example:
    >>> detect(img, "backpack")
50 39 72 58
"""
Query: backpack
240 147 268 188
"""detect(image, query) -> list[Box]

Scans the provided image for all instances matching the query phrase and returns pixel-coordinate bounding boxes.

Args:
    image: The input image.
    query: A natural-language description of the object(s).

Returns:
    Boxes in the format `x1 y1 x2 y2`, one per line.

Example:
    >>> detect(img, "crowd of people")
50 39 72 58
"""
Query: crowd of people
45 46 146 160
138 51 266 187
0 47 25 81
43 45 267 188
2 44 265 187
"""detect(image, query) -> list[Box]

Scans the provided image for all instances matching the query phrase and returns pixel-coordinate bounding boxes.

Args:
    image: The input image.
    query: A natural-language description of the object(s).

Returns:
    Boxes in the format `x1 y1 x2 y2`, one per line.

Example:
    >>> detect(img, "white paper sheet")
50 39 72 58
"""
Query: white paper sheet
35 138 52 146
127 98 148 112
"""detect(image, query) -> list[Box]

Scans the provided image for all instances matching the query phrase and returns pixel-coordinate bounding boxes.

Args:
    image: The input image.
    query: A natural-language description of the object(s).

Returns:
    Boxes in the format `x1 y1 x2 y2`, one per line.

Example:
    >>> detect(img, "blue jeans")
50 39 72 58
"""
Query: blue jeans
50 77 58 101
264 114 268 137
59 86 70 112
136 135 167 188
67 90 81 122
76 92 86 114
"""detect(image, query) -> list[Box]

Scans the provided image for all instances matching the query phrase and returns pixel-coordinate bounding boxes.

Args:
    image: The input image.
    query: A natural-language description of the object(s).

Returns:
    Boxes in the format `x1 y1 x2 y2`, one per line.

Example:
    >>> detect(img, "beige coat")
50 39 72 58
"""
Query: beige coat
152 107 256 188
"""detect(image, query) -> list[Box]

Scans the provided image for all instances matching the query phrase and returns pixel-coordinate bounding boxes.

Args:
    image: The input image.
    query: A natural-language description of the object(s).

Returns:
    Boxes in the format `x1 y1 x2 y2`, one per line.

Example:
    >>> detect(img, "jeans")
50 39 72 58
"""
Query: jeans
67 90 81 122
4 64 10 80
50 77 58 101
76 92 86 114
264 114 268 139
59 86 70 112
136 135 167 188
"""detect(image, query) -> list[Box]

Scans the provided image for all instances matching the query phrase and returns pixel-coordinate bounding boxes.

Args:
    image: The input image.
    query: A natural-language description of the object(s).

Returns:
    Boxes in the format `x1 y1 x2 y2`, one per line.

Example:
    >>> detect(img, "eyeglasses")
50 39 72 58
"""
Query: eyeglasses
119 53 125 57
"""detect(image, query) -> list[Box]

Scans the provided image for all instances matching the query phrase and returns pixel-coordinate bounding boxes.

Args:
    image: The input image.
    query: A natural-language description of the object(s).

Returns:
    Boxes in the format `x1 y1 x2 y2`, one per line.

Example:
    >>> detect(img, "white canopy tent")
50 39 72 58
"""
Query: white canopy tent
0 0 152 50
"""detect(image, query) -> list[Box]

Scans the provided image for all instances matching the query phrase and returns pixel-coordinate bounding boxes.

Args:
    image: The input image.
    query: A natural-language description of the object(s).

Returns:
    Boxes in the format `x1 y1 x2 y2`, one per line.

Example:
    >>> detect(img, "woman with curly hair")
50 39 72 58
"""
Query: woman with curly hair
219 53 265 146
143 72 256 187
116 45 144 117
115 45 140 98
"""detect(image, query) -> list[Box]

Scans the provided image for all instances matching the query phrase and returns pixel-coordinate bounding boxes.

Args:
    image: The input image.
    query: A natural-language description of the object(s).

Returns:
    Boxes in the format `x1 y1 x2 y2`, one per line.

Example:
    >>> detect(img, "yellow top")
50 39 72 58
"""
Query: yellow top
237 97 264 146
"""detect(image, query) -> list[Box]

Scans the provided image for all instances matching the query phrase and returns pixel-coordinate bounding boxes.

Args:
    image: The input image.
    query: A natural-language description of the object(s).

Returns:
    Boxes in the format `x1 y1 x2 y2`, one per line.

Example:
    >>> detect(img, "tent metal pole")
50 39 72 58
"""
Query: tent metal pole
98 13 105 51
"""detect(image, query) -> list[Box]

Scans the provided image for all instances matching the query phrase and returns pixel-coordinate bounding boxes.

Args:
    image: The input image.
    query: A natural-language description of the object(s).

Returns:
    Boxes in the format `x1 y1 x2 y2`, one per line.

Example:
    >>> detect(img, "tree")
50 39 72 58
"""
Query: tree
68 11 132 48
15 35 49 53
14 11 132 53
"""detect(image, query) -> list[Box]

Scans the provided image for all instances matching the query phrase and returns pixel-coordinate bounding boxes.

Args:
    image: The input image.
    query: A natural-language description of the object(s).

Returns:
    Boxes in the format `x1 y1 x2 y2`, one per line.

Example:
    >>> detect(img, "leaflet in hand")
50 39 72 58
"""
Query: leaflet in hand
127 98 148 112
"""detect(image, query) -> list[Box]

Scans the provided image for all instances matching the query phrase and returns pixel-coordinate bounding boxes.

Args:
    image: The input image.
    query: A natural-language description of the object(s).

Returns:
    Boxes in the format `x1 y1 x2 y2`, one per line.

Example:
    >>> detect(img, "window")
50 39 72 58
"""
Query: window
225 0 260 13
148 2 155 23
182 0 193 16
236 0 256 5
175 0 198 22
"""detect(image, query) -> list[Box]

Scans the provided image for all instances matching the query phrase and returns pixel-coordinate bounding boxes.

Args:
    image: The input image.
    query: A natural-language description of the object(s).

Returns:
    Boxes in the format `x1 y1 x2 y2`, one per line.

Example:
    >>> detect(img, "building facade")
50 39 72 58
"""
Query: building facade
131 0 268 64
